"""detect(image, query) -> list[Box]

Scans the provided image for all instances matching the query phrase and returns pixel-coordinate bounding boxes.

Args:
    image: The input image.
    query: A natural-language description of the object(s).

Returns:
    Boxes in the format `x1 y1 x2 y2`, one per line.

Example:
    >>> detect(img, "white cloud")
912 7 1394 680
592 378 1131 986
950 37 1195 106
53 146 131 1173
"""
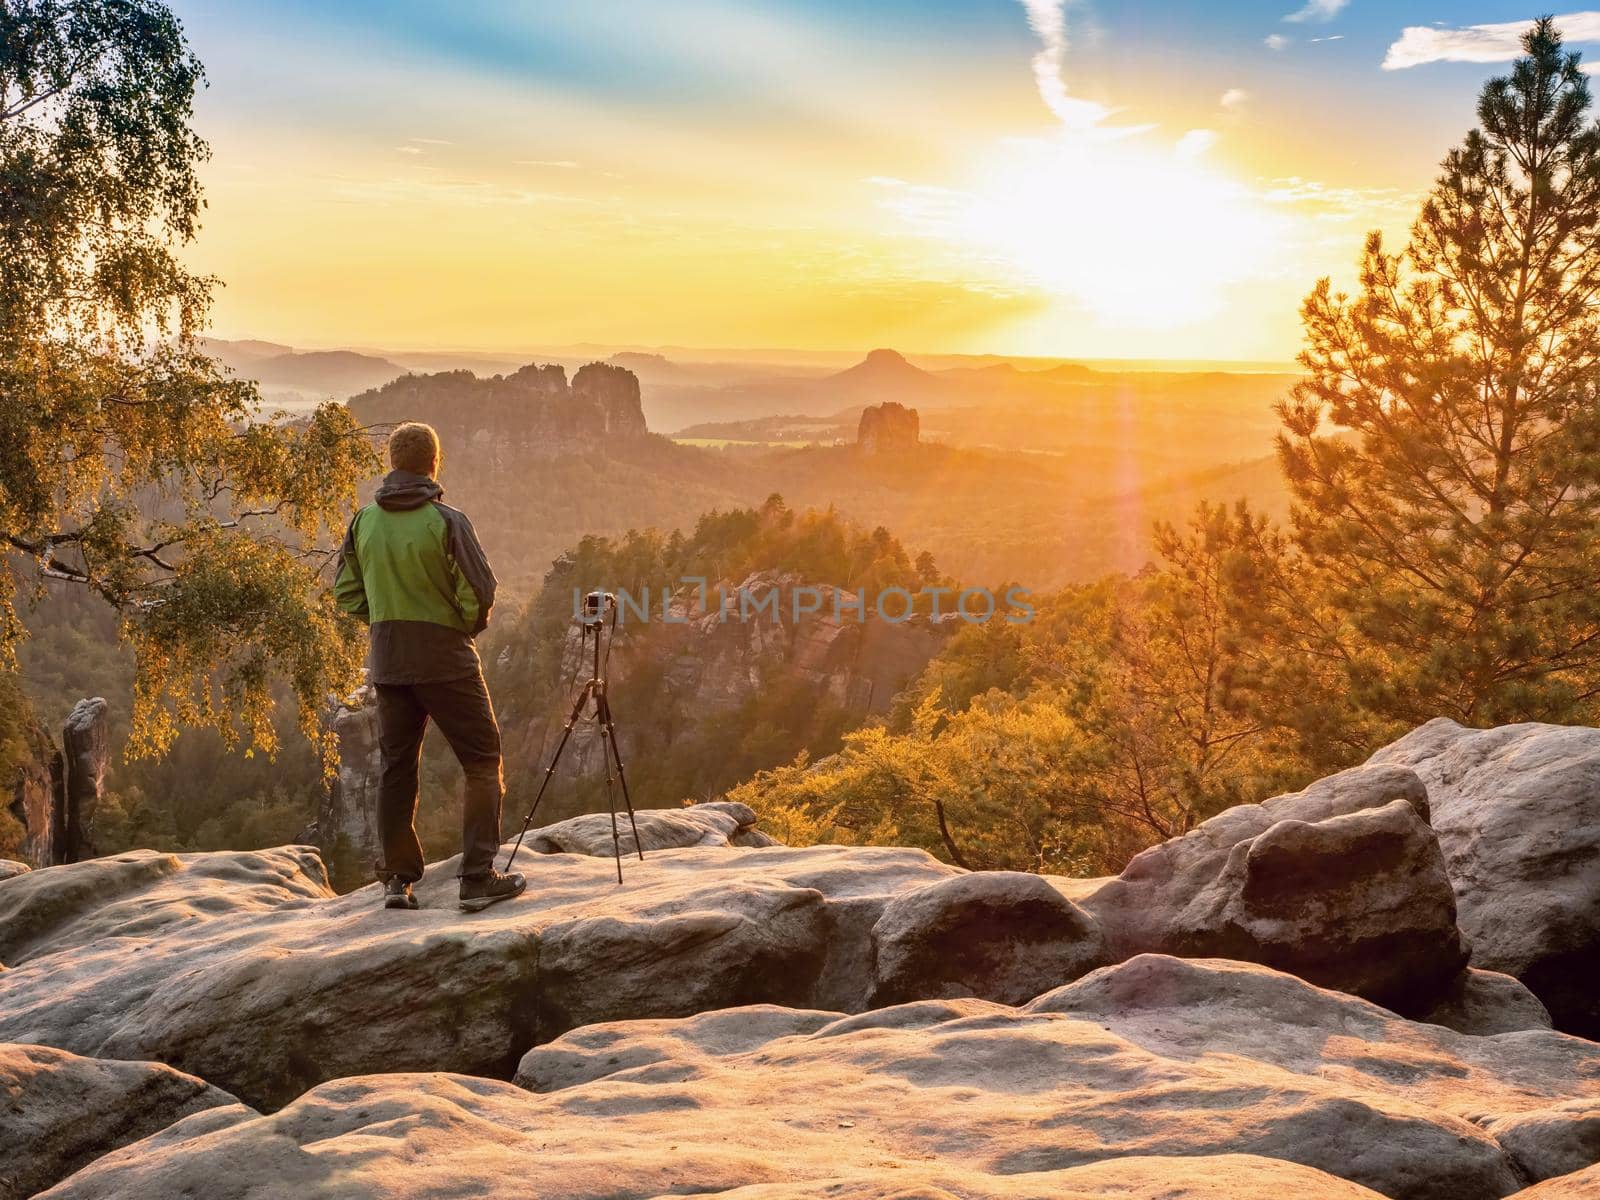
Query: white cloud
1176 129 1217 160
395 145 422 155
516 159 582 169
1384 11 1600 70
1016 0 1113 129
1310 34 1345 43
1220 87 1250 108
1265 34 1290 51
1284 0 1349 23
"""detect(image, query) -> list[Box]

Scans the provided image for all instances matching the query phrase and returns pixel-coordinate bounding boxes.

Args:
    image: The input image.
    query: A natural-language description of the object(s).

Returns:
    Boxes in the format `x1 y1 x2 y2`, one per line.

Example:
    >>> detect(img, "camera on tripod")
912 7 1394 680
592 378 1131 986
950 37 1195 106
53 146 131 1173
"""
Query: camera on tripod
504 585 643 885
579 589 617 628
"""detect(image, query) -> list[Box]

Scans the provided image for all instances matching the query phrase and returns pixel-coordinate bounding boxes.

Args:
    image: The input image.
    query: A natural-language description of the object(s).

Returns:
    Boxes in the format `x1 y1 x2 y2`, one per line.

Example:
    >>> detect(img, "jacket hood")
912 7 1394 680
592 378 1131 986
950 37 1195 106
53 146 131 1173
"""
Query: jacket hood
375 469 443 511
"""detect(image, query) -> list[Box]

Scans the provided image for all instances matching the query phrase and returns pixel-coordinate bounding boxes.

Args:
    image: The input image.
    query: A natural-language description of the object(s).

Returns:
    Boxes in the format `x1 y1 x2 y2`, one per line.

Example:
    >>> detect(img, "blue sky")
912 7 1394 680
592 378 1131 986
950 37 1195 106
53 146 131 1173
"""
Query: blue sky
163 2 1600 358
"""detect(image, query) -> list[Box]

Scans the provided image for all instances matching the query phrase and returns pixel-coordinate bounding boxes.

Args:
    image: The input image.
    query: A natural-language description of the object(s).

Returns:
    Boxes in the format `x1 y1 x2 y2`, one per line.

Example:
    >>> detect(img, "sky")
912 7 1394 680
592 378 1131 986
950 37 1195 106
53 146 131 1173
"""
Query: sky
168 1 1600 361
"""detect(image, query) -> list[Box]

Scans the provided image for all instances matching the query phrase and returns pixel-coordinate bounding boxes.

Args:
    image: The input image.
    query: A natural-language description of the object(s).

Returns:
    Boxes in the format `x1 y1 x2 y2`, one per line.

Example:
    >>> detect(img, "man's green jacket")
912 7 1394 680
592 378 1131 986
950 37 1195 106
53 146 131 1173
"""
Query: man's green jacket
334 469 498 684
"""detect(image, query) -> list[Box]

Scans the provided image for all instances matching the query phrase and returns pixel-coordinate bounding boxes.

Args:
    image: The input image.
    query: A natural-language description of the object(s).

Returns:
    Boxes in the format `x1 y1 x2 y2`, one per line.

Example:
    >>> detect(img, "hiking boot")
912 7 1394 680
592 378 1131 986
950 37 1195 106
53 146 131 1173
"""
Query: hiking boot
383 877 419 910
459 869 526 912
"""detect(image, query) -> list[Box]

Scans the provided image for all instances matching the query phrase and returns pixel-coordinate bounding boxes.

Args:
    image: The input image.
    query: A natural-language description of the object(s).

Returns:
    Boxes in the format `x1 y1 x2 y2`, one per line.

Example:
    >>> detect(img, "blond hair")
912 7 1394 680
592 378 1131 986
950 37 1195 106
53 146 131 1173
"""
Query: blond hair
388 422 441 476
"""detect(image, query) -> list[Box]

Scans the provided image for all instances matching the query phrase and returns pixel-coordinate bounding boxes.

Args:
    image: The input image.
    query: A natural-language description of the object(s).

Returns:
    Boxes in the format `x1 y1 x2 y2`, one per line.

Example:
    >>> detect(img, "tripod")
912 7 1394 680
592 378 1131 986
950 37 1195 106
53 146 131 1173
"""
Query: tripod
503 595 644 884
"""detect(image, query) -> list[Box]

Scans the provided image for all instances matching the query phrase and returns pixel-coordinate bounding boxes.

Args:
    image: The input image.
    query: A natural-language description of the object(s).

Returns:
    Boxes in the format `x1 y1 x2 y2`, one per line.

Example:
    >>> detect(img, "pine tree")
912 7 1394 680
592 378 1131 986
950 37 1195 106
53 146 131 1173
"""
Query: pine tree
1279 18 1600 724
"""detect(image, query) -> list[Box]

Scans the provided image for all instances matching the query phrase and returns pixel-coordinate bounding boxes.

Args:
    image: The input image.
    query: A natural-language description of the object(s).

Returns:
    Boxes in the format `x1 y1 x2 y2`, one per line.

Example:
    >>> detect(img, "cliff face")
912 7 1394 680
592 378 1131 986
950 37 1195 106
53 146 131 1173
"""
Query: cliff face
857 401 920 454
7 718 61 867
349 361 649 463
4 694 107 868
500 570 954 810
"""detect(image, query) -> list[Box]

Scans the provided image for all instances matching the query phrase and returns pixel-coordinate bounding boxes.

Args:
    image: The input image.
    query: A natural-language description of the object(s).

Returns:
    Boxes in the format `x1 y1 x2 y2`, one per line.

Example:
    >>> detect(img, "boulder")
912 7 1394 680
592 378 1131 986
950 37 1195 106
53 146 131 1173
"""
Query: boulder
1483 1101 1600 1185
0 860 28 882
60 697 108 862
871 870 1109 1005
50 956 1600 1200
1513 1163 1600 1197
527 800 778 856
1079 764 1465 1013
1370 719 1600 1037
0 1042 244 1200
1420 968 1554 1036
0 841 957 1109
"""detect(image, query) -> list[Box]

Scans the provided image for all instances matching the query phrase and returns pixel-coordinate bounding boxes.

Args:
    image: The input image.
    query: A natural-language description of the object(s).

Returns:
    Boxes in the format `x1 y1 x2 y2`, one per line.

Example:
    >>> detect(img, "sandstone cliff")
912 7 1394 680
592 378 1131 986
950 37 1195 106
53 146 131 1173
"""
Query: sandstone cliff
4 694 108 868
857 400 920 454
349 361 648 462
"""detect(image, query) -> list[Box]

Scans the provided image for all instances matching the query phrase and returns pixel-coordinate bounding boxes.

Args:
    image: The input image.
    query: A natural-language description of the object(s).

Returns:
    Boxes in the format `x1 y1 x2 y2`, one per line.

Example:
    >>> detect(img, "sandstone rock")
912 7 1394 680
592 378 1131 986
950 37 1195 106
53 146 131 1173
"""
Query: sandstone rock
314 684 383 887
0 842 957 1109
1421 968 1554 1035
0 845 331 966
1512 1163 1600 1196
871 870 1109 1005
1484 1100 1600 1185
512 957 1581 1198
857 400 920 454
0 860 28 881
350 361 649 465
527 799 779 856
0 1042 244 1200
35 1062 1398 1200
1028 955 1599 1116
1369 719 1600 1037
1079 765 1464 1013
7 711 61 868
44 955 1582 1200
59 698 108 862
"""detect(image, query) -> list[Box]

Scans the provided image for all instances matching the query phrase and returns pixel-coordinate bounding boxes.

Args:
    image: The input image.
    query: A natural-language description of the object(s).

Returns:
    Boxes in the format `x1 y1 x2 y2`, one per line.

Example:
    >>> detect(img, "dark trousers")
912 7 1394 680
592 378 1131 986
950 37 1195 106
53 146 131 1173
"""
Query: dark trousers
375 673 504 882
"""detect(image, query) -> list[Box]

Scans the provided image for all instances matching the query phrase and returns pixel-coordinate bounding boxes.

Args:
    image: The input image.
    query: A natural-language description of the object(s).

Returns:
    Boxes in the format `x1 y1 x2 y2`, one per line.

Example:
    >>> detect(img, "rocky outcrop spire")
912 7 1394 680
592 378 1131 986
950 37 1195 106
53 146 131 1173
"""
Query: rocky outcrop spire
857 401 920 454
62 698 108 862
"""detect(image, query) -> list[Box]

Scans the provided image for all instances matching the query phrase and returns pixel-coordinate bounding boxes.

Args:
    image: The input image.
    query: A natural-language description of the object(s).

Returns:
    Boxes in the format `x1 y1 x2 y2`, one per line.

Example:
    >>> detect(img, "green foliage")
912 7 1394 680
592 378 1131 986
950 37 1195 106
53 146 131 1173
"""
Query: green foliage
0 0 376 762
740 502 1335 875
1279 18 1600 726
485 498 946 824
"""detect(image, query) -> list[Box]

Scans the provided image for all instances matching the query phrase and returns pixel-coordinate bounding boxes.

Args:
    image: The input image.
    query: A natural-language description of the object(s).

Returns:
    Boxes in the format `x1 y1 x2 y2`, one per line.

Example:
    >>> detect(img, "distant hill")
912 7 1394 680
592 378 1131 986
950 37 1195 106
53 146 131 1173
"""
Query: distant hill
201 338 407 400
820 348 956 406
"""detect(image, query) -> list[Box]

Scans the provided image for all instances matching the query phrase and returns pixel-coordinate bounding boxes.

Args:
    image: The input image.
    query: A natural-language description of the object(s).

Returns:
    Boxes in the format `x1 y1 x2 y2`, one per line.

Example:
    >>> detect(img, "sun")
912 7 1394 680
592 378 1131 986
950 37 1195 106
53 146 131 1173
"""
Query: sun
890 131 1290 334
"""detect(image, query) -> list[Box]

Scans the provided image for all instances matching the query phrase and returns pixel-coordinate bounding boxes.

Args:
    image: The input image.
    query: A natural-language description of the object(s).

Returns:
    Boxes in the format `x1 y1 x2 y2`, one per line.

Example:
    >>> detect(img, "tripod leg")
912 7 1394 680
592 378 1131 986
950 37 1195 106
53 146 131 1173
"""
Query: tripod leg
598 693 645 862
602 765 623 885
503 682 593 873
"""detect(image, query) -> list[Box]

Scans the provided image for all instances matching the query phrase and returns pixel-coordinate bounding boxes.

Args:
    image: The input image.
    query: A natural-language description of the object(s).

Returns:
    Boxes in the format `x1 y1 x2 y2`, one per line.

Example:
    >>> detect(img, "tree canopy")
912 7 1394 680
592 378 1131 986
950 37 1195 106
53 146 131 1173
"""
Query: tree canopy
1280 17 1600 726
0 0 374 759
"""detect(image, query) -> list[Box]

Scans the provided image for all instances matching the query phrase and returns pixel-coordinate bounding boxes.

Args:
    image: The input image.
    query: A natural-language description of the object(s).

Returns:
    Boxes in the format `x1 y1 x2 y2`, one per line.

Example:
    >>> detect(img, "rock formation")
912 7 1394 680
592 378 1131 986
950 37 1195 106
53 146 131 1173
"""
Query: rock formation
527 799 778 856
1370 719 1600 1037
6 696 108 868
7 713 61 866
7 723 1600 1196
312 684 383 886
60 697 109 862
348 360 649 463
1073 762 1467 1014
870 870 1109 1006
0 1042 243 1200
33 957 1600 1199
856 400 920 454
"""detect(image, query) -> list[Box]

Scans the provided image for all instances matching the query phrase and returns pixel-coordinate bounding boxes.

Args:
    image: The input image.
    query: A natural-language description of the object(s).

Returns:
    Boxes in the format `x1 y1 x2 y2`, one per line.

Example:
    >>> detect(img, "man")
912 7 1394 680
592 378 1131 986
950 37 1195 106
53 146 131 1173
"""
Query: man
334 422 527 912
